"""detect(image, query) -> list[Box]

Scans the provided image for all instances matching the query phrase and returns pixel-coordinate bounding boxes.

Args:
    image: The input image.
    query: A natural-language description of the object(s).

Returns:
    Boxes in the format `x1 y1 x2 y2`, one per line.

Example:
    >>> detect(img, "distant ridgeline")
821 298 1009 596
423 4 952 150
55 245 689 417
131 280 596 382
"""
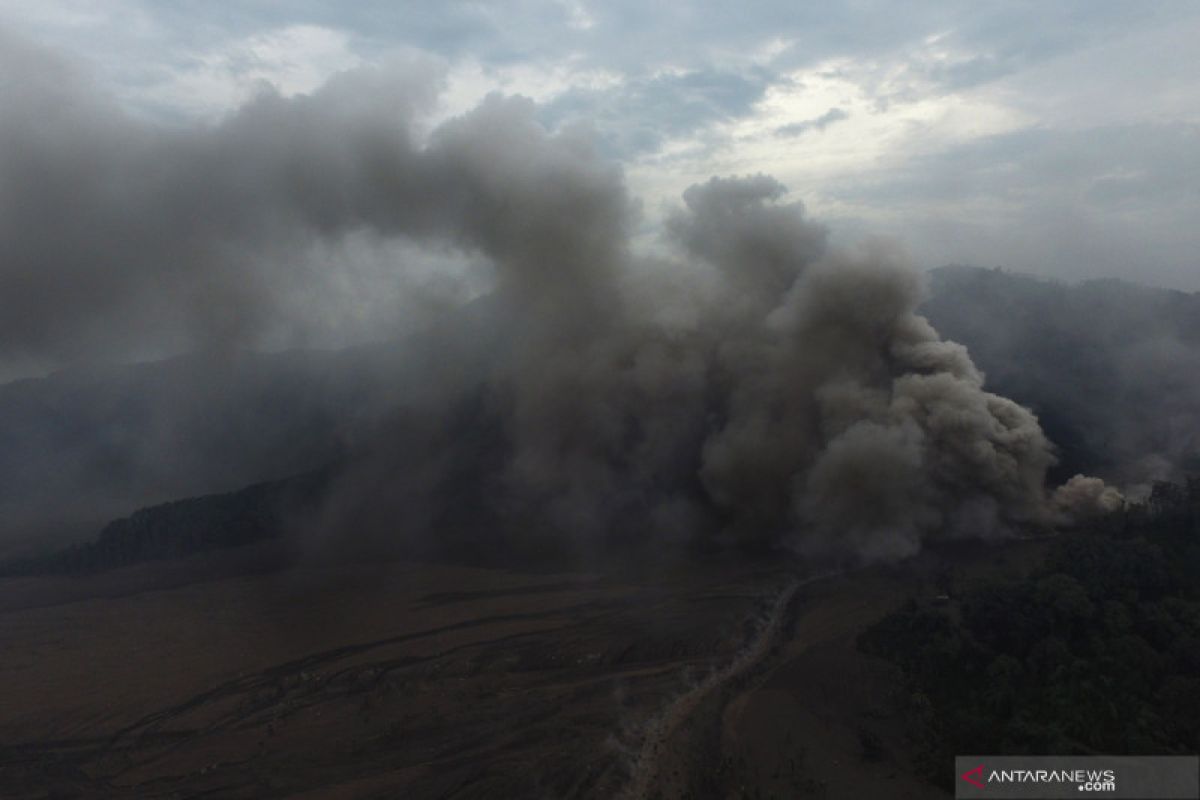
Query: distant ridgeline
0 471 328 577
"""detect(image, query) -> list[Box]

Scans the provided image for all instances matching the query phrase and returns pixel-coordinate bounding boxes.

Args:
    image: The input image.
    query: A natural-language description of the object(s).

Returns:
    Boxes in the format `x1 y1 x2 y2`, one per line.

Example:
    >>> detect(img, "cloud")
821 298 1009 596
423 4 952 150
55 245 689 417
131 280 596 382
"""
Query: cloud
775 107 848 137
826 122 1200 288
133 24 365 120
541 66 773 158
3 2 1197 302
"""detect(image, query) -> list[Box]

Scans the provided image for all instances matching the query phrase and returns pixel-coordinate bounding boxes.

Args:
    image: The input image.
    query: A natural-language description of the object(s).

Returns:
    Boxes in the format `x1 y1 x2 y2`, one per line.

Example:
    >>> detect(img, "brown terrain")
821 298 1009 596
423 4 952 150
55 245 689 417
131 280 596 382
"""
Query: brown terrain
0 540 1045 798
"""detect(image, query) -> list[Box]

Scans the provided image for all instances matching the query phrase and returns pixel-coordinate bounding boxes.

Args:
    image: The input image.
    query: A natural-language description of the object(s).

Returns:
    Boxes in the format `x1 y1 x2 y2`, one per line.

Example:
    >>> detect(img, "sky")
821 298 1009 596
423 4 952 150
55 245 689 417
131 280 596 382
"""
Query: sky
0 1 1197 378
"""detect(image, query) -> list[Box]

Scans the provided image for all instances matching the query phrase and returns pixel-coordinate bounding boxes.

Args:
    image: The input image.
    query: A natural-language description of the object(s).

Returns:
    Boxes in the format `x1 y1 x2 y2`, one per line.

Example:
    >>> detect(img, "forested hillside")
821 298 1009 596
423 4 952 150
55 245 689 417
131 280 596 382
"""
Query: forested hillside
861 477 1200 787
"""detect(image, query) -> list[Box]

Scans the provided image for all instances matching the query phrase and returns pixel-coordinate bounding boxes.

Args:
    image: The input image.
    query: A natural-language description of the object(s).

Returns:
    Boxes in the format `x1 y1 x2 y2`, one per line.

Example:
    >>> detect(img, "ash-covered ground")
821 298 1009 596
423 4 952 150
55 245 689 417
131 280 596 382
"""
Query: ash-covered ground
0 538 1048 799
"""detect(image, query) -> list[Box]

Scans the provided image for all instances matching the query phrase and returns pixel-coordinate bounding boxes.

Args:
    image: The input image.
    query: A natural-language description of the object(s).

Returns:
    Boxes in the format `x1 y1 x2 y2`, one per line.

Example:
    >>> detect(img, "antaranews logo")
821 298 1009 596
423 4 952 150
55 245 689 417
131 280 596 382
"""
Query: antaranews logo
954 755 1199 799
960 763 1116 793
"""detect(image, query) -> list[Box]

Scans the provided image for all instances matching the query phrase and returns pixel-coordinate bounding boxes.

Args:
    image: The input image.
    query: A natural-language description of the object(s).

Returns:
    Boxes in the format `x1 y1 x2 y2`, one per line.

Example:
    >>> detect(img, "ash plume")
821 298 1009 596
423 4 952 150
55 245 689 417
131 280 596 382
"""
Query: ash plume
922 266 1200 497
0 31 1110 560
1051 475 1126 523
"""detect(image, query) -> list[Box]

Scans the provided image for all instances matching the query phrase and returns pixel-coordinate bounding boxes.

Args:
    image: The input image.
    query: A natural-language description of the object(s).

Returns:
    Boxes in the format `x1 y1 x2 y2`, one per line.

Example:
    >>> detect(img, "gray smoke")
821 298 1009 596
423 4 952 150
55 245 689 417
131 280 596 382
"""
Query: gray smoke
1051 475 1125 523
0 31 1108 560
922 266 1200 499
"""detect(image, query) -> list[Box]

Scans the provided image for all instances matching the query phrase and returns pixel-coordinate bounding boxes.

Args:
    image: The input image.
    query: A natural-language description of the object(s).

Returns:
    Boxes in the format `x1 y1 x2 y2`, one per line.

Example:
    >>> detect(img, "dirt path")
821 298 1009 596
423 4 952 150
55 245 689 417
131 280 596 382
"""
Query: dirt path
621 571 837 799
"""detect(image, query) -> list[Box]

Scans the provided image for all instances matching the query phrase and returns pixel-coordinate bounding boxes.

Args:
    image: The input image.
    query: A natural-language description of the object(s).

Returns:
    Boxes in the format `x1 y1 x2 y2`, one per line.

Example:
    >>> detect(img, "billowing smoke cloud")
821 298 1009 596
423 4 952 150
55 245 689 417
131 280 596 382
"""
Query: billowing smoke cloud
0 31 1108 560
1052 475 1125 523
922 265 1200 498
0 30 472 365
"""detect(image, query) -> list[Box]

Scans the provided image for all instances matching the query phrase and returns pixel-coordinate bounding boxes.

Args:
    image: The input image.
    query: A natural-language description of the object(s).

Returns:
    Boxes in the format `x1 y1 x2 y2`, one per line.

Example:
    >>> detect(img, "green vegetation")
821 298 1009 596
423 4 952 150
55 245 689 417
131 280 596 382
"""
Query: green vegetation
860 478 1200 784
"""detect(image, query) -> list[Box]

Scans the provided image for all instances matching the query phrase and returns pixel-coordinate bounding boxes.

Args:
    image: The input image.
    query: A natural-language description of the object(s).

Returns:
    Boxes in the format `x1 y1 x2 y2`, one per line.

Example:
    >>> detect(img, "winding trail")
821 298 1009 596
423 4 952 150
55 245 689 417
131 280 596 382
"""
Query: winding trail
621 571 838 799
